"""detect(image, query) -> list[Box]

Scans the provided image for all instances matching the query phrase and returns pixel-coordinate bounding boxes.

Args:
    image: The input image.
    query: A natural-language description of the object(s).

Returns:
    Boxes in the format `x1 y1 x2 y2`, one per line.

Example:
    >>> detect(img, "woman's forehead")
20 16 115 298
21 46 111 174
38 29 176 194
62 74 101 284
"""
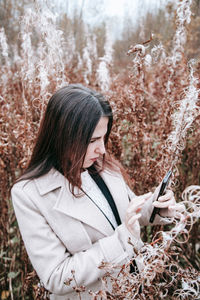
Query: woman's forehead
91 117 109 138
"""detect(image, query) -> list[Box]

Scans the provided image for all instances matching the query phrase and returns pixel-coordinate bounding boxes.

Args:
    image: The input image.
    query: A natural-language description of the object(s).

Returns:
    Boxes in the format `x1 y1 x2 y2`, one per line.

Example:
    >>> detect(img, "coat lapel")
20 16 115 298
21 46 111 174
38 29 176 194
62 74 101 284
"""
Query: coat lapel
34 168 129 237
53 183 114 236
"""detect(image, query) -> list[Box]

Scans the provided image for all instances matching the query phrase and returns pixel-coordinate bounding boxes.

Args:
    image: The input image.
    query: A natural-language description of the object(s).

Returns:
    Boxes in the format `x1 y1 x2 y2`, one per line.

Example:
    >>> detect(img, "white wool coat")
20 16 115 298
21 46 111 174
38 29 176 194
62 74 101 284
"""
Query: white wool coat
11 168 167 299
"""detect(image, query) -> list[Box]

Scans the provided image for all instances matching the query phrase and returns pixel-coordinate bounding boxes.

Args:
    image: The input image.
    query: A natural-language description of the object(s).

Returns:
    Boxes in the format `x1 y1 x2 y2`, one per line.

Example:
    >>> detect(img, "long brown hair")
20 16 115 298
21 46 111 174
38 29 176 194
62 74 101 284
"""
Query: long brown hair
19 84 115 193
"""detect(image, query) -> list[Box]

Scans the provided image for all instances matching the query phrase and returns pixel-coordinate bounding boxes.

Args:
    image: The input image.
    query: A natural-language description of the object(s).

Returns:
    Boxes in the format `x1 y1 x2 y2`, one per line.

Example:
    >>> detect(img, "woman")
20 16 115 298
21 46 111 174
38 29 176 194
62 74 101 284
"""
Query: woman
11 84 177 299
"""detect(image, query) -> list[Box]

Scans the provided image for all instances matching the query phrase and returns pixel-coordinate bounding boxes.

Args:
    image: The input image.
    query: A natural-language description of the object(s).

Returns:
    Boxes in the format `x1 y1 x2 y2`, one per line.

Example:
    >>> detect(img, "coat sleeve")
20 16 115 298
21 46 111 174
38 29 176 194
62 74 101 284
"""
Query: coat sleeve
11 184 142 296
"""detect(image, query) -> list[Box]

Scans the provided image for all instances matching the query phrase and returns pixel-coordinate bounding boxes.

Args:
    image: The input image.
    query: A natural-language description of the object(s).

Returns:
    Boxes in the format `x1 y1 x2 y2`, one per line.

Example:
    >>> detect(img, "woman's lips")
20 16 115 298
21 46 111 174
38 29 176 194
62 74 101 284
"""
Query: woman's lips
91 157 98 161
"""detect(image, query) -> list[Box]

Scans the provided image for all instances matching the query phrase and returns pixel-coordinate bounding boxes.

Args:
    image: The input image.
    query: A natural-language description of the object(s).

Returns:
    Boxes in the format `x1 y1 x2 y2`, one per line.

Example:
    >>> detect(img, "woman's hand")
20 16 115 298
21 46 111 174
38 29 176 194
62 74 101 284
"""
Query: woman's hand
152 188 178 218
125 192 153 239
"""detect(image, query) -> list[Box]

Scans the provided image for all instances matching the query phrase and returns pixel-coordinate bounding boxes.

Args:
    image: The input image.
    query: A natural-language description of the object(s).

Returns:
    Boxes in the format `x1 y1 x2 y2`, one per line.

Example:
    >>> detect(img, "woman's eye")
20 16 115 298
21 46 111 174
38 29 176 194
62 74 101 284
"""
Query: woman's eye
90 139 96 144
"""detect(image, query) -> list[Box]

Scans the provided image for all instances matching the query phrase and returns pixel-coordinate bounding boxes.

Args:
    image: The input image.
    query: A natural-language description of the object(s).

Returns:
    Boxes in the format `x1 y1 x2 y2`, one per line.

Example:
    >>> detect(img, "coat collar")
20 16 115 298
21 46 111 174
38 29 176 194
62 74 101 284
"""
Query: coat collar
34 168 64 195
34 168 129 236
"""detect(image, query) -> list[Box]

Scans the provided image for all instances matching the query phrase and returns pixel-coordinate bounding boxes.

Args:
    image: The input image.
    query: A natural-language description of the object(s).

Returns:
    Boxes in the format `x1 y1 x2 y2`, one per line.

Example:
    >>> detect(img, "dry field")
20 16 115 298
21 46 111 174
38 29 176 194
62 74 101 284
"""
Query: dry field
0 0 200 299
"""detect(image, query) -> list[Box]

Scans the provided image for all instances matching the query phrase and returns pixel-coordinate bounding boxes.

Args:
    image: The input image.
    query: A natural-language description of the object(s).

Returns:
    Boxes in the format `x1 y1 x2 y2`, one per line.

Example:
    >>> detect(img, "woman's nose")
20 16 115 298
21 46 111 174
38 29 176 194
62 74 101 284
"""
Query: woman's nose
96 140 106 155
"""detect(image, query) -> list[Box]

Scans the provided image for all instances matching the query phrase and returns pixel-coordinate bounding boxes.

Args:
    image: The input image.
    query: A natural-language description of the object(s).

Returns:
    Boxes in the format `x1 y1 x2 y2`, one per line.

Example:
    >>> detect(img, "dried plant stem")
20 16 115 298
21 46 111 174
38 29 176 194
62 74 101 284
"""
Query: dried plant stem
164 64 200 171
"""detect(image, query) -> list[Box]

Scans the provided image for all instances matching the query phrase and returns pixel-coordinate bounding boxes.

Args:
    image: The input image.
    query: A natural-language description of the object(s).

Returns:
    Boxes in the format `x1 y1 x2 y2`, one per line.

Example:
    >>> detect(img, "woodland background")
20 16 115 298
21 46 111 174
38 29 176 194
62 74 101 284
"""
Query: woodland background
0 0 200 299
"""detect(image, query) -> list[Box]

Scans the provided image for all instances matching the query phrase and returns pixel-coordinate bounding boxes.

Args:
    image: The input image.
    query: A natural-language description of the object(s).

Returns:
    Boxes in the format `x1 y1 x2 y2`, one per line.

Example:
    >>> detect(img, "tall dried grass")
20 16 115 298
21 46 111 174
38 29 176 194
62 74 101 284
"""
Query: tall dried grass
0 0 199 299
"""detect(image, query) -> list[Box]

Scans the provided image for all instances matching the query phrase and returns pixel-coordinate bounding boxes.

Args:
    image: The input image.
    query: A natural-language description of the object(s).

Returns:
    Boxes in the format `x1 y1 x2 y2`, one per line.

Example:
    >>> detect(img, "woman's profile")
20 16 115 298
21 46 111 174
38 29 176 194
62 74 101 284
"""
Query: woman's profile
11 84 178 299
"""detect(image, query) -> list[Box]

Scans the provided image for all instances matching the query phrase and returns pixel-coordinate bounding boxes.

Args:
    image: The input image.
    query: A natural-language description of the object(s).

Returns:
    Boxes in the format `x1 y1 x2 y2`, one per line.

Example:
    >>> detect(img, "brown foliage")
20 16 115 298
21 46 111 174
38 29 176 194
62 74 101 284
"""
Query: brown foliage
0 0 200 299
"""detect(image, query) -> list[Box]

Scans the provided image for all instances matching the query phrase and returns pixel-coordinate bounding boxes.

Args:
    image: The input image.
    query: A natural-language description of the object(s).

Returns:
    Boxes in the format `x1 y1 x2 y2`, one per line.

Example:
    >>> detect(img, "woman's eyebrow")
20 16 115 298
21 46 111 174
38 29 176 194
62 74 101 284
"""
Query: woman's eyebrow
91 132 106 140
90 136 101 140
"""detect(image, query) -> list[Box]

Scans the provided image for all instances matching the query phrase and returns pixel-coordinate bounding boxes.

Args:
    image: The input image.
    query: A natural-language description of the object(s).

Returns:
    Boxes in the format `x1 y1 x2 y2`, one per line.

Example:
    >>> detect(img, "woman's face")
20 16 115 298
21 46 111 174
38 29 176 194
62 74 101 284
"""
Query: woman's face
83 117 108 169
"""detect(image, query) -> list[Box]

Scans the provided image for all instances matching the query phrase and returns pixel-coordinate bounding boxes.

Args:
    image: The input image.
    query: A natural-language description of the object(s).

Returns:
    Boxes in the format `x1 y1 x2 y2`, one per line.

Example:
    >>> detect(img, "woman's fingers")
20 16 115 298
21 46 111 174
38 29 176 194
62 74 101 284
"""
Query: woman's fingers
169 203 186 212
127 192 152 214
125 215 141 239
152 186 186 219
127 200 145 214
125 192 152 238
128 213 142 225
125 191 153 237
153 198 175 209
130 192 153 204
154 187 186 218
153 189 175 209
156 189 173 202
153 188 176 217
